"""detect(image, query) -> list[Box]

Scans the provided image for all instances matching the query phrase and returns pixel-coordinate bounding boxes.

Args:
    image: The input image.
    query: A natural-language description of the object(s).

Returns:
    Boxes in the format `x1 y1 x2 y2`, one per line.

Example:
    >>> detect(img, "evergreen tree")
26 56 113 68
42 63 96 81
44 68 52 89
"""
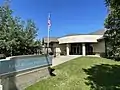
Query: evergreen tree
104 0 120 60
0 0 41 57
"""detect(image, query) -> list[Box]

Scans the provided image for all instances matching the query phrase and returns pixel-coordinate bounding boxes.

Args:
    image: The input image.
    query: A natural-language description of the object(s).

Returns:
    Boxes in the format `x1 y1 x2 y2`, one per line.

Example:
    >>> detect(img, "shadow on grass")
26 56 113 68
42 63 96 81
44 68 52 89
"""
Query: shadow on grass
83 64 120 90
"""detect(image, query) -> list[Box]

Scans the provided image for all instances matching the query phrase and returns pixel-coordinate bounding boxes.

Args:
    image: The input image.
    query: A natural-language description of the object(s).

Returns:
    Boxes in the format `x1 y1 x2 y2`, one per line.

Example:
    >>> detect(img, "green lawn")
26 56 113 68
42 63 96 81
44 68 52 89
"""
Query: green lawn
25 57 120 90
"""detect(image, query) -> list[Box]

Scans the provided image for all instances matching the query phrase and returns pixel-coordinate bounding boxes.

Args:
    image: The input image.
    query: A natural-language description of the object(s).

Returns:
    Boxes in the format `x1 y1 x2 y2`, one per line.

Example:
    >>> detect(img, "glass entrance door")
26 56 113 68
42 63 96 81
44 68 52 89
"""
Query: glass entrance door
71 44 82 55
85 44 93 55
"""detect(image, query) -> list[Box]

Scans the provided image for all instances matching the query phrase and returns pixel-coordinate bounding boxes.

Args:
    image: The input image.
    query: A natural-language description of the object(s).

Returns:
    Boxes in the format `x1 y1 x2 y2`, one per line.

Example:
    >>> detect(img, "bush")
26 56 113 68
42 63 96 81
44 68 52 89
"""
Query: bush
0 54 6 59
100 53 106 58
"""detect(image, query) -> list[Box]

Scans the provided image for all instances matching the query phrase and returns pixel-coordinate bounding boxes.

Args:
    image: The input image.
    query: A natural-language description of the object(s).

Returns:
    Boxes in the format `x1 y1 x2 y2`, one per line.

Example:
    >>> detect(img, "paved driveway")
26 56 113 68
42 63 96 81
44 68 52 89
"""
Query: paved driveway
52 55 80 67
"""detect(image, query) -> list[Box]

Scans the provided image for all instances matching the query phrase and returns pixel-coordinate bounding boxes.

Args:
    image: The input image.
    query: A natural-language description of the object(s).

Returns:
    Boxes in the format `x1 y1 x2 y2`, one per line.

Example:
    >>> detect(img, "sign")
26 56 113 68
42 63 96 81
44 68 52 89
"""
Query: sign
0 55 52 75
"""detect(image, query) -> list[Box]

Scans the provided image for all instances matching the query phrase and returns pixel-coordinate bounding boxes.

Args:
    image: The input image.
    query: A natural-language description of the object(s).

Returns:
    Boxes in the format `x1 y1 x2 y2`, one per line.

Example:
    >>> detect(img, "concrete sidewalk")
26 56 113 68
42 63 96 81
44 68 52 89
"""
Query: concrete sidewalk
52 55 80 67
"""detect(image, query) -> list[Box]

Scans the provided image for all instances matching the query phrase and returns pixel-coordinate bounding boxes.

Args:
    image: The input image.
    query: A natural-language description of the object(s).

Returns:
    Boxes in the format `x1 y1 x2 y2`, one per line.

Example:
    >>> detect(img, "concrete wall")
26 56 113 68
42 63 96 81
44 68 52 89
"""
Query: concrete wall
53 43 66 56
52 41 105 56
93 40 105 55
0 67 50 90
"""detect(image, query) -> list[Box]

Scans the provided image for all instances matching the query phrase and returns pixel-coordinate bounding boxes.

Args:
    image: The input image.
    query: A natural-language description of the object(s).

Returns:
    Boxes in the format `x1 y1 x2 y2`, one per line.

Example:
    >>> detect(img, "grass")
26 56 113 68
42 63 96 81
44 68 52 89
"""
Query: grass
25 57 120 90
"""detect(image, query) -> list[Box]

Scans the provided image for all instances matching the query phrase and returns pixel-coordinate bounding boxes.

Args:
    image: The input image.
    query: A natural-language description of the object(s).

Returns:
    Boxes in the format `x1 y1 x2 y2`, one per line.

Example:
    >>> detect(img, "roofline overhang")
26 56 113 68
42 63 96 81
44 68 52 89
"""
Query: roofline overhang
97 37 105 42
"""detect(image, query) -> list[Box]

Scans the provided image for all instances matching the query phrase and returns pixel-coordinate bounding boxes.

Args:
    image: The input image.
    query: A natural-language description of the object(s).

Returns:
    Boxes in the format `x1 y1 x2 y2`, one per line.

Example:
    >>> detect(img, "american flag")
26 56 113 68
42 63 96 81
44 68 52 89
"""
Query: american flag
48 13 51 30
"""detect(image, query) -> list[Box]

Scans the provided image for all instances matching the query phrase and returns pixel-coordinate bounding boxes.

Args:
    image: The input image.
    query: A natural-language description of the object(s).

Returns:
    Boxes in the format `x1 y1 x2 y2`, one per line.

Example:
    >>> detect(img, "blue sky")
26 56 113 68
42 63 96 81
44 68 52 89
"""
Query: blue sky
0 0 107 39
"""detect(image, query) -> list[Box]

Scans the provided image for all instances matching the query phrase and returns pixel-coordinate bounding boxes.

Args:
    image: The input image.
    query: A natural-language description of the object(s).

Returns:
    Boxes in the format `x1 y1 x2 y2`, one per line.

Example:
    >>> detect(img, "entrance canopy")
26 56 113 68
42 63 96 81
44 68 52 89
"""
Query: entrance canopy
58 35 103 44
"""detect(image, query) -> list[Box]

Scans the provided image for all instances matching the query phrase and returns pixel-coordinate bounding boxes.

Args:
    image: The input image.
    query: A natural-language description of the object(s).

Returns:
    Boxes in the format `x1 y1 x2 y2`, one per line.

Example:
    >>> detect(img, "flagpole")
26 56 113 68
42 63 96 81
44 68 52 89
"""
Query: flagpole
47 25 49 54
47 13 50 55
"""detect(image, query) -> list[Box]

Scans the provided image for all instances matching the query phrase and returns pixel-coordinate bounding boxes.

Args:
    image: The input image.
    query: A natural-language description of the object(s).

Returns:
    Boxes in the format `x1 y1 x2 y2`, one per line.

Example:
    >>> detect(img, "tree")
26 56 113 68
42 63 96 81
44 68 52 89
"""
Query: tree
18 20 38 55
104 0 120 60
0 1 15 56
0 0 41 56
